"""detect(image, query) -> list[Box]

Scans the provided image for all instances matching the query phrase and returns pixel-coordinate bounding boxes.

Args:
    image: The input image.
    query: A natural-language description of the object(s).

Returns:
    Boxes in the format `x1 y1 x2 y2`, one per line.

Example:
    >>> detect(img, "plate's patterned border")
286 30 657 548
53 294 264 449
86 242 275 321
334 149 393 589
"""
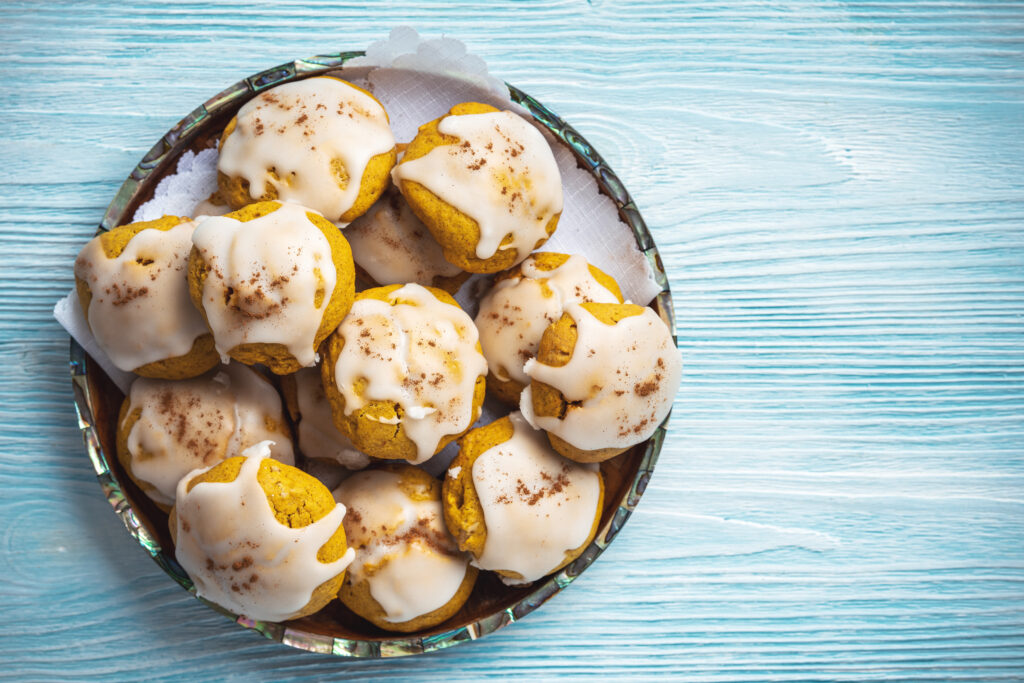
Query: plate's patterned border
70 51 676 658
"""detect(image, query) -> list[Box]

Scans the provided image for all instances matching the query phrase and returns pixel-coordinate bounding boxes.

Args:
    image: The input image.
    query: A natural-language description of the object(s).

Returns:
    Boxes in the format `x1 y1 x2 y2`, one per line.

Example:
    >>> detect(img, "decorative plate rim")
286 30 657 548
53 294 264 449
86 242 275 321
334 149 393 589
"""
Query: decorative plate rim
69 50 676 658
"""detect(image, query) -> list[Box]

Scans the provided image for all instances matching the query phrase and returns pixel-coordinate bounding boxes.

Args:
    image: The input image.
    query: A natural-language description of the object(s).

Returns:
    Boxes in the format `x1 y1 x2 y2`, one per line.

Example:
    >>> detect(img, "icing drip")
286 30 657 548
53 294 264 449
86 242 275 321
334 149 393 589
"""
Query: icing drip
74 221 208 372
521 305 682 451
191 203 337 367
345 190 462 286
332 283 487 463
217 77 395 221
174 442 353 623
393 110 563 260
476 255 620 385
333 470 468 623
470 412 601 585
293 367 371 470
125 363 294 506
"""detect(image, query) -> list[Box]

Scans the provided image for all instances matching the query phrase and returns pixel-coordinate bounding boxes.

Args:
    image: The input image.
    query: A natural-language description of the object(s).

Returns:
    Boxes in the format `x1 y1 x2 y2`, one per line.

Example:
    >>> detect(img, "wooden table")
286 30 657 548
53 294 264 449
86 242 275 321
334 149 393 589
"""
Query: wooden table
3 1 1023 679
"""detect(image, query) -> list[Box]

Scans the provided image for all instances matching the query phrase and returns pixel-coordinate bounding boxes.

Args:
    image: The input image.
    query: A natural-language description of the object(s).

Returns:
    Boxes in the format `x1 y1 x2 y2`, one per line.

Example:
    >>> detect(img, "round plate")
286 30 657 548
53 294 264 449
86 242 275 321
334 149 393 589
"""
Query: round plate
68 51 676 658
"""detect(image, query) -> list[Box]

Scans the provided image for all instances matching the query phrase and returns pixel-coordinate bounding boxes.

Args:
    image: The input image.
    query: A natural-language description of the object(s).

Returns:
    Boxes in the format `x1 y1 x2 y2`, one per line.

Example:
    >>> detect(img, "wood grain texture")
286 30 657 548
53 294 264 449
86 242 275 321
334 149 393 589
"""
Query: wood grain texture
2 0 1024 679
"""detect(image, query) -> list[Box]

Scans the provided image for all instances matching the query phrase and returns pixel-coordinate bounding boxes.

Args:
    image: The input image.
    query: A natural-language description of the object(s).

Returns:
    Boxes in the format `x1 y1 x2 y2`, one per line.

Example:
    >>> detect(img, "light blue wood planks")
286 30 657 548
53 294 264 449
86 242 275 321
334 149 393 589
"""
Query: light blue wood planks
2 0 1024 679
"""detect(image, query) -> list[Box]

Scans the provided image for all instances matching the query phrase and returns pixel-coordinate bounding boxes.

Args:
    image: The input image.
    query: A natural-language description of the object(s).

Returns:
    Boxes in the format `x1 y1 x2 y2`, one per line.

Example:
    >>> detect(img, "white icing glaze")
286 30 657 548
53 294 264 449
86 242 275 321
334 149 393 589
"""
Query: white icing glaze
393 110 562 260
470 412 601 585
191 203 338 367
174 442 353 623
333 469 468 623
293 367 371 470
217 77 395 221
345 190 463 287
124 363 294 507
475 254 620 386
73 221 208 372
193 196 231 218
521 304 682 451
331 283 487 463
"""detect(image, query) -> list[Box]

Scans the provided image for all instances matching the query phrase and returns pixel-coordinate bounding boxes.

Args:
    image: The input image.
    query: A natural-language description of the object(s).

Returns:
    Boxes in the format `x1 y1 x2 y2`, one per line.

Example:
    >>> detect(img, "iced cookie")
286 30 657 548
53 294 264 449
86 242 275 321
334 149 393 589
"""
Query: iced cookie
521 302 682 462
280 367 371 471
333 465 476 632
115 363 294 510
321 283 487 464
217 76 396 223
345 188 469 294
187 201 355 374
442 412 603 585
73 215 218 379
171 442 354 622
475 253 623 404
392 102 562 274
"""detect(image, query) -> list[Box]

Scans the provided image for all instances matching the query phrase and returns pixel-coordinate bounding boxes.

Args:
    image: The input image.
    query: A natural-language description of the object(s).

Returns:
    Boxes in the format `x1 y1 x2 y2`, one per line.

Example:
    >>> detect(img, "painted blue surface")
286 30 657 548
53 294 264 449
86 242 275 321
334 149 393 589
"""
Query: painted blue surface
2 1 1024 679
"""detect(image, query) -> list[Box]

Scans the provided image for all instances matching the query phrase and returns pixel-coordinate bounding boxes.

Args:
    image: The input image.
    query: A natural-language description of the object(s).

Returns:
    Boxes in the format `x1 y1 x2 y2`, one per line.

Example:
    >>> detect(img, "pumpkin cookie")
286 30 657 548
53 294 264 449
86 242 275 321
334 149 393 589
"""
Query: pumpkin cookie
521 302 682 462
217 76 396 223
280 367 371 471
73 215 218 379
475 253 623 404
333 464 476 632
321 283 487 464
116 363 294 510
392 102 562 273
443 412 603 585
345 187 469 295
170 442 354 622
188 201 355 374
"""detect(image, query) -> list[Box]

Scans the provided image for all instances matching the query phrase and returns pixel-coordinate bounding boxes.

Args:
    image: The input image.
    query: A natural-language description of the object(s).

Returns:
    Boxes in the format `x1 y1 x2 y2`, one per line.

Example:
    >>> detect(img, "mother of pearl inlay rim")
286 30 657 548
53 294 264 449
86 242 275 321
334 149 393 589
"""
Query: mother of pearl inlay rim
73 52 675 655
